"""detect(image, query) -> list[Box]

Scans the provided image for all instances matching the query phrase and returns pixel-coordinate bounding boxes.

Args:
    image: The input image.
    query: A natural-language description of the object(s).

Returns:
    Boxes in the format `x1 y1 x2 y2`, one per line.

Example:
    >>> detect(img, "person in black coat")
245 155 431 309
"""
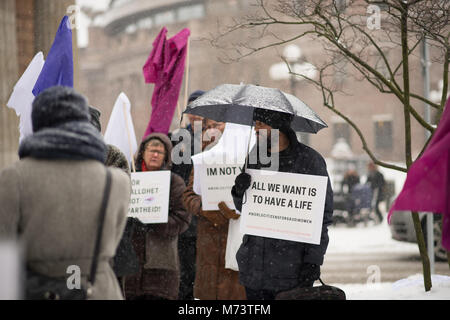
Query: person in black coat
366 162 385 222
171 90 205 300
231 109 334 300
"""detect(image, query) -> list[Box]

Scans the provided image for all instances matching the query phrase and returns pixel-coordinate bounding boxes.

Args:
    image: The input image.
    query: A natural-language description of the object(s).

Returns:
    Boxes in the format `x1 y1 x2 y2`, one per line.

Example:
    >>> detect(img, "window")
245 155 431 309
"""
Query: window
137 17 153 30
333 121 351 146
375 51 390 79
334 0 347 13
374 119 393 150
177 4 205 22
154 10 175 26
333 58 348 86
125 24 137 34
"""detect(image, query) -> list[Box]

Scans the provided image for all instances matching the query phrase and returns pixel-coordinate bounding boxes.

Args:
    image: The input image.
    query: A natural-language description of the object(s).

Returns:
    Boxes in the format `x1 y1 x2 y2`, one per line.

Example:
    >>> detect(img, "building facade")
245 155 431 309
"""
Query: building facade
78 0 444 167
0 0 77 170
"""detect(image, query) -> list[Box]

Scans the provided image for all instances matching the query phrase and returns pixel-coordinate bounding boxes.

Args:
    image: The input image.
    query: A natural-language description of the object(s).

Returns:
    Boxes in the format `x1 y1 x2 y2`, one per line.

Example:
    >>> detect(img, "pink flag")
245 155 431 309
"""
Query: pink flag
142 27 190 138
388 97 450 251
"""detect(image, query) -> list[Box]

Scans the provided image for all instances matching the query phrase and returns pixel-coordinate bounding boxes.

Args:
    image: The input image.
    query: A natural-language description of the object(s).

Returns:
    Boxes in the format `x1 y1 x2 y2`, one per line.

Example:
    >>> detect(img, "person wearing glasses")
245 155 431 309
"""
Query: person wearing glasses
124 133 191 300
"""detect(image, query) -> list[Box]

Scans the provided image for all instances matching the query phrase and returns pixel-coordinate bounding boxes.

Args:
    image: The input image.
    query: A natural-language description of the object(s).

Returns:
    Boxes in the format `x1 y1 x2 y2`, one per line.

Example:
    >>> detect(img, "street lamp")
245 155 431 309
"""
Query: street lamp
269 44 317 145
269 44 317 83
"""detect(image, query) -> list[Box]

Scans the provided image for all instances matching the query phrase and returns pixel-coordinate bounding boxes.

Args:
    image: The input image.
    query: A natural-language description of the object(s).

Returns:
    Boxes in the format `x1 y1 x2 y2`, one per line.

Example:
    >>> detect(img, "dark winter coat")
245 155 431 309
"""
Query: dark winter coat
232 128 334 292
124 133 191 300
367 170 385 201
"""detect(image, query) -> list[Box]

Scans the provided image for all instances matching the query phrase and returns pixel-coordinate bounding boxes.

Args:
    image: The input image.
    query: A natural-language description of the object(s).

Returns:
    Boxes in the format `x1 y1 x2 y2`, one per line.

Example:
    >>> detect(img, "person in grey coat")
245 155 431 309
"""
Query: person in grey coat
0 86 131 300
231 109 334 300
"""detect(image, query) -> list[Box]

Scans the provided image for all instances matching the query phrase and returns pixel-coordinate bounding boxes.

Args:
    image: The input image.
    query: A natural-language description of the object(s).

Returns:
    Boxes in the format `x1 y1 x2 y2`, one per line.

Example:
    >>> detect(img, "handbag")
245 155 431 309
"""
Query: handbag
25 169 112 300
275 278 346 300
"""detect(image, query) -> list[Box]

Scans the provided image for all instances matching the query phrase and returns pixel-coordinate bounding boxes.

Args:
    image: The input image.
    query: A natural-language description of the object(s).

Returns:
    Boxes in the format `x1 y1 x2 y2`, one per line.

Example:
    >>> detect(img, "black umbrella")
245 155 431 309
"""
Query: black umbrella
183 83 327 133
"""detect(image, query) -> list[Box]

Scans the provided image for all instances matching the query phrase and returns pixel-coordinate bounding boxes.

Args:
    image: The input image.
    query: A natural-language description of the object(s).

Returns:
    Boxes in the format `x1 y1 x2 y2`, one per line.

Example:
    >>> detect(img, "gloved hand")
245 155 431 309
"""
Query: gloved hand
297 263 321 288
218 201 240 220
233 172 251 197
200 210 228 228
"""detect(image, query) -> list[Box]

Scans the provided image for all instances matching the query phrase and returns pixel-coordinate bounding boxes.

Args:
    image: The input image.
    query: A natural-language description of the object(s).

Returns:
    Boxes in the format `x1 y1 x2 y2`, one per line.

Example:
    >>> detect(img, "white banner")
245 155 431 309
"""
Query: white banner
240 169 328 244
128 171 171 224
199 163 244 211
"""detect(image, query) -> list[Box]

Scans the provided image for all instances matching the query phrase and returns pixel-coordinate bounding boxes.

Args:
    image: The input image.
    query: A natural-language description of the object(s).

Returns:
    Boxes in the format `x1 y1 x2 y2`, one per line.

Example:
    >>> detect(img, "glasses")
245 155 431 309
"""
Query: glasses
145 148 165 156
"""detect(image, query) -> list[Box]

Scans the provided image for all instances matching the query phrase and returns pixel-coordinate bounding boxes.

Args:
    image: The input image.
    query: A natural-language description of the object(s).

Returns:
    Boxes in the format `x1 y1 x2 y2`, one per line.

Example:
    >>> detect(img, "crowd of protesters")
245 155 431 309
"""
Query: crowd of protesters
0 86 334 300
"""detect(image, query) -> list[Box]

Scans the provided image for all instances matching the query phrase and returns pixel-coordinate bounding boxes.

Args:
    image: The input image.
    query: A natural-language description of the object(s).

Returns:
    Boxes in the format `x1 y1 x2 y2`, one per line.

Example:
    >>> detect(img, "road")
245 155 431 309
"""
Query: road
321 251 450 284
320 222 450 285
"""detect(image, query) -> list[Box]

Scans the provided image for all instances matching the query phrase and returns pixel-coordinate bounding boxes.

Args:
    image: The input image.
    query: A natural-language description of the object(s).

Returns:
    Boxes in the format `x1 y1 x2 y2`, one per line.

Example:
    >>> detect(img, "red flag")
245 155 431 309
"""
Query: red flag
388 97 450 251
142 27 190 138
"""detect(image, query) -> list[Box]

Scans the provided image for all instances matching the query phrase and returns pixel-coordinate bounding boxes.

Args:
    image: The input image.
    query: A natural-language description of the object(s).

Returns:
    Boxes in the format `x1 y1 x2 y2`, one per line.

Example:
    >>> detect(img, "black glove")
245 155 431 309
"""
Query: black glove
233 172 251 197
298 263 320 288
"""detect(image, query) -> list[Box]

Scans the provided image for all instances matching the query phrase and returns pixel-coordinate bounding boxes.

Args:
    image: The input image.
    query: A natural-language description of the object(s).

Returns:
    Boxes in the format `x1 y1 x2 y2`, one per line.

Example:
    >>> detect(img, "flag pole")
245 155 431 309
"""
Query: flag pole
122 102 136 172
182 36 191 127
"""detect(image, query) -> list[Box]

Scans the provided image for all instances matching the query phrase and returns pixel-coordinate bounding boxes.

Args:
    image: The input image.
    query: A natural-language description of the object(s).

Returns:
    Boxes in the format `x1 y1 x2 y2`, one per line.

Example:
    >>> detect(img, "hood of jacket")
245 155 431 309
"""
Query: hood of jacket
136 133 173 171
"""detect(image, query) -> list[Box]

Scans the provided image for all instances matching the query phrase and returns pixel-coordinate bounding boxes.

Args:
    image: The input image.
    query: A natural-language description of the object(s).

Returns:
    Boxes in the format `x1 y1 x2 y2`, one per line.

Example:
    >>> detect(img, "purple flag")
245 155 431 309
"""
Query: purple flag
142 27 190 138
32 16 73 96
388 97 450 251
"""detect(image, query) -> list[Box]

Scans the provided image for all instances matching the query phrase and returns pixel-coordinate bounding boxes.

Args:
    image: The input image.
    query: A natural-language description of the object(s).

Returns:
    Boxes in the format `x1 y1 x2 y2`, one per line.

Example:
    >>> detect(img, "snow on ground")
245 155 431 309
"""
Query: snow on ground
326 222 450 299
331 274 450 300
327 220 419 255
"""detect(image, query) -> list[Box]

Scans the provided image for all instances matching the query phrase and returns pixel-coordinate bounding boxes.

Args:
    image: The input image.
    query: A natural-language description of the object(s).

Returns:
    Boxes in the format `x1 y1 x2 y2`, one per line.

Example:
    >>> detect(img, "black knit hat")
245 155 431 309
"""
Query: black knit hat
32 86 90 132
253 108 294 131
188 90 205 103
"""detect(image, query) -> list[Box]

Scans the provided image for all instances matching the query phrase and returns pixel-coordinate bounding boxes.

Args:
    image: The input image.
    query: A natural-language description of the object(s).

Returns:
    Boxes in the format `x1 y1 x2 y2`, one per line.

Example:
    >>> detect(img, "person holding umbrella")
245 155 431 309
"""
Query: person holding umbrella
232 108 334 300
184 84 334 300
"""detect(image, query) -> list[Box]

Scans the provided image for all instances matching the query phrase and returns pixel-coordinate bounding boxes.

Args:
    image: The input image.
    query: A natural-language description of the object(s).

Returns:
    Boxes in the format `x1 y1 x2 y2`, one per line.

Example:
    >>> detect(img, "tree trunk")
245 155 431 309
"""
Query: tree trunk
400 2 432 292
0 0 19 170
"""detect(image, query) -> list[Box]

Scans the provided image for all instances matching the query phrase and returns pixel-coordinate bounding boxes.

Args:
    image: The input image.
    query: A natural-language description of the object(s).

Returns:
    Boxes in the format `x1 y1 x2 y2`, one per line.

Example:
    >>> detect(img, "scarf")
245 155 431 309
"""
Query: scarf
19 121 107 163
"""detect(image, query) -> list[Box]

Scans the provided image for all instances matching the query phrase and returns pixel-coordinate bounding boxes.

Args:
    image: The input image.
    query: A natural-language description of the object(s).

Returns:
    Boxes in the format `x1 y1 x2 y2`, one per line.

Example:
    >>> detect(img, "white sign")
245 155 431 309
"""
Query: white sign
199 163 244 211
240 169 328 244
128 171 171 224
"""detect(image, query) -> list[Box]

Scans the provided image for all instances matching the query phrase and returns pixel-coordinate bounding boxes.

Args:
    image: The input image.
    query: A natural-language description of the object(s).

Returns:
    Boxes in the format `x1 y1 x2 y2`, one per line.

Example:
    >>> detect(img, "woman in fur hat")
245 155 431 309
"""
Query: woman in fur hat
0 86 131 299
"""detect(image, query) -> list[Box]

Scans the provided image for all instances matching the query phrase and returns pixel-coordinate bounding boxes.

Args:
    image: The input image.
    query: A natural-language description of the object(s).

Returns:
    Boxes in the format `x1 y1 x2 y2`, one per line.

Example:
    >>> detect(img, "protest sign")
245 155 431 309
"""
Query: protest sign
128 171 171 224
199 163 244 211
240 169 328 244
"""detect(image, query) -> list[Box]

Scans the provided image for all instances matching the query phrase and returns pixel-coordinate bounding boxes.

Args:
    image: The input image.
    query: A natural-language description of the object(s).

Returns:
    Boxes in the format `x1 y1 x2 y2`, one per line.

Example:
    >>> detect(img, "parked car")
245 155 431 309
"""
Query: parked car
389 211 447 261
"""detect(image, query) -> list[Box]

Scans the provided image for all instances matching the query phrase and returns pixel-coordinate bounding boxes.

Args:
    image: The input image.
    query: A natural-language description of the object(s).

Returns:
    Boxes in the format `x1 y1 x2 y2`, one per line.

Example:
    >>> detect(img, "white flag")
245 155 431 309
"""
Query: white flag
7 52 45 144
104 92 138 166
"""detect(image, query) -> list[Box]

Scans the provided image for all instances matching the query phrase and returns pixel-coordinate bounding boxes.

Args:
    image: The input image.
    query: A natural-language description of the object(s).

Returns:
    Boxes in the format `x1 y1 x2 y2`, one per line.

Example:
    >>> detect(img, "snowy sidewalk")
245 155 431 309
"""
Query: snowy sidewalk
324 222 450 299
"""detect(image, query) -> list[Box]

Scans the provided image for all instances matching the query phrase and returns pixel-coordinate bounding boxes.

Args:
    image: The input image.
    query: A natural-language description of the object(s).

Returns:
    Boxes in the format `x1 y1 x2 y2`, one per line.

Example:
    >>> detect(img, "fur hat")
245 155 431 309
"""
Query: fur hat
32 86 90 132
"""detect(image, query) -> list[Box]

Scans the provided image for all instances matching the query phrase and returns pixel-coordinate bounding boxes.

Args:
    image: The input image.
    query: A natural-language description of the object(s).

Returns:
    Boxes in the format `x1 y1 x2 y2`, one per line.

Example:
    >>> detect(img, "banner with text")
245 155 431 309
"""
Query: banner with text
241 169 328 244
199 163 244 211
128 171 171 224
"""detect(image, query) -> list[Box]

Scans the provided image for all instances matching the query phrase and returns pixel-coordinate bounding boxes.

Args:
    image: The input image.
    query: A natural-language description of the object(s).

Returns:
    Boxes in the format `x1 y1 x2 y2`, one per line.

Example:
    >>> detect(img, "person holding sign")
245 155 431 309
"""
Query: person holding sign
124 133 191 300
231 109 334 300
183 118 247 300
